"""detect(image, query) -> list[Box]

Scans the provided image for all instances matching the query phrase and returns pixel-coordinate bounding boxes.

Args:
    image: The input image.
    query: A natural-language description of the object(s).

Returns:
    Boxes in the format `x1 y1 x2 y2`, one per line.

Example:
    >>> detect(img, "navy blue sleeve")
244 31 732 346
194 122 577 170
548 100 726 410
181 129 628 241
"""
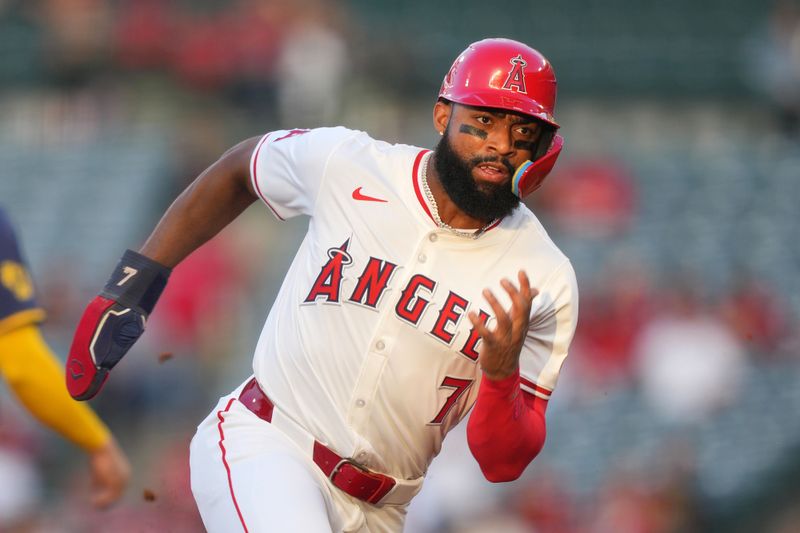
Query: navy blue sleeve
0 207 43 331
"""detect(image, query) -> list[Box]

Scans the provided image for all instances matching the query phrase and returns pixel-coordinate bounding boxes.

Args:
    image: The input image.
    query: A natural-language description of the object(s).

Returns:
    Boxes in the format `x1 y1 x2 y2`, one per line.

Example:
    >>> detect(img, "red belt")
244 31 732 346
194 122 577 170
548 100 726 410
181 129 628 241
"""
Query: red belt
238 378 397 505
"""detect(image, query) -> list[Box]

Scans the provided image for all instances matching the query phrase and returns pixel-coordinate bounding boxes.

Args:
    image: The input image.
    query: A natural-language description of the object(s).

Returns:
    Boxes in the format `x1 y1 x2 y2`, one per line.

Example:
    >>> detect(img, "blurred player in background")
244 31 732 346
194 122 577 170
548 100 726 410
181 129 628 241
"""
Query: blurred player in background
0 206 130 510
67 38 577 532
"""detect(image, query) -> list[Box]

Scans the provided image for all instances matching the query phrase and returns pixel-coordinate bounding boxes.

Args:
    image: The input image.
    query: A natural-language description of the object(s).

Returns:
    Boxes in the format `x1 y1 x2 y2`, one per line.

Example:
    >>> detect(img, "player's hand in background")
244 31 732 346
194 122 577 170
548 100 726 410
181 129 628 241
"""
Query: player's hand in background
88 437 131 509
66 249 171 400
468 270 537 381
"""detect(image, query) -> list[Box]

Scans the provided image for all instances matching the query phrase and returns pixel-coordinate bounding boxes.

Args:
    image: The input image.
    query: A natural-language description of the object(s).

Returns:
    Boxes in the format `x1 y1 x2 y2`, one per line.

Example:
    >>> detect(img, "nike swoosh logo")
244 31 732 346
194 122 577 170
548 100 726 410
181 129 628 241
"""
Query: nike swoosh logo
352 187 388 203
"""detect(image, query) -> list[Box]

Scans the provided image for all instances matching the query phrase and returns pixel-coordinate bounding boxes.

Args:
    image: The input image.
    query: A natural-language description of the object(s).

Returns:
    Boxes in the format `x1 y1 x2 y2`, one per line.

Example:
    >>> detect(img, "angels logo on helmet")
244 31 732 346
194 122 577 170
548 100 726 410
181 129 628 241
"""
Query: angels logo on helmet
502 54 528 94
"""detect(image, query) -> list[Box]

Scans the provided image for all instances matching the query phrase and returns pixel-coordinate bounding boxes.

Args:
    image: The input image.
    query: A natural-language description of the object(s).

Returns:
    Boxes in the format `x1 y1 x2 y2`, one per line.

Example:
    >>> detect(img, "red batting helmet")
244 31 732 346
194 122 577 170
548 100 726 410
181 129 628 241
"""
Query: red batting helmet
439 38 564 197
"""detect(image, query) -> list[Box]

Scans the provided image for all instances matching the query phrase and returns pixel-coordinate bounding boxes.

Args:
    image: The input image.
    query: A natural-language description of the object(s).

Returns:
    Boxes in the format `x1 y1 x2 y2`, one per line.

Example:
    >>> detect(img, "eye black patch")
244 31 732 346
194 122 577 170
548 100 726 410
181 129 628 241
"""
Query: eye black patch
514 140 537 151
459 124 488 139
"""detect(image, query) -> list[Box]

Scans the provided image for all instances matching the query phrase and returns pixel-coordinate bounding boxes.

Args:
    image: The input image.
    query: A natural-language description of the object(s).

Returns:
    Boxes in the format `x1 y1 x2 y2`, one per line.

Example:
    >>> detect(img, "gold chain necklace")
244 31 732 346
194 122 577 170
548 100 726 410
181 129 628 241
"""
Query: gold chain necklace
420 153 495 239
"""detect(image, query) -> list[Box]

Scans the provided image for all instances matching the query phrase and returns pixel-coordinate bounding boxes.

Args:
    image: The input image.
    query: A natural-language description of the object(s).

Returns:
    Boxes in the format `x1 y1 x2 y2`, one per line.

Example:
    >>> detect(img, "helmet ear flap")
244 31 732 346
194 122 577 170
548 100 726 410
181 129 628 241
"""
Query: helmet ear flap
511 135 564 198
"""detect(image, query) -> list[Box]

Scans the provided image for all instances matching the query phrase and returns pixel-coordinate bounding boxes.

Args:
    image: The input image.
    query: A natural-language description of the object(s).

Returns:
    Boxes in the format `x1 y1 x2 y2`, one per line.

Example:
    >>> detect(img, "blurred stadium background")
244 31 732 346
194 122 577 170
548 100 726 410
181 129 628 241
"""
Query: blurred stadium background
1 0 799 531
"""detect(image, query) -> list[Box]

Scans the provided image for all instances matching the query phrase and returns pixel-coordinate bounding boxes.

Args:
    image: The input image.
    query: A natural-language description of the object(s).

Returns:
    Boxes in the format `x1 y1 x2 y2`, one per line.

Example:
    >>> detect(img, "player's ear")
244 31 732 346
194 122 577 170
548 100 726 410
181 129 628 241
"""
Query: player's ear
433 99 452 136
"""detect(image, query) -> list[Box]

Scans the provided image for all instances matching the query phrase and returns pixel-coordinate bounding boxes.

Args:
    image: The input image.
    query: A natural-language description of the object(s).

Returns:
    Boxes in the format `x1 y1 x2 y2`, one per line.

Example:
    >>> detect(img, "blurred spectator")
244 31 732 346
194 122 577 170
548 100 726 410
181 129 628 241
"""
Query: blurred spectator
226 0 291 119
37 0 114 88
451 513 533 533
744 0 800 136
533 158 636 240
276 0 349 126
0 447 41 531
569 258 655 393
588 441 707 533
632 281 747 424
170 8 238 92
0 410 43 533
149 235 246 363
589 468 661 533
113 0 175 71
718 275 791 356
509 467 577 533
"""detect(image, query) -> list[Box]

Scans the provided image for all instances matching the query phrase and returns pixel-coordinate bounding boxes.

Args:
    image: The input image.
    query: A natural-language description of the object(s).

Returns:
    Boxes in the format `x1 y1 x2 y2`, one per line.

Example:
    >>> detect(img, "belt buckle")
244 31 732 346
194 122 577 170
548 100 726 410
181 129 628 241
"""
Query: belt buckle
328 457 366 483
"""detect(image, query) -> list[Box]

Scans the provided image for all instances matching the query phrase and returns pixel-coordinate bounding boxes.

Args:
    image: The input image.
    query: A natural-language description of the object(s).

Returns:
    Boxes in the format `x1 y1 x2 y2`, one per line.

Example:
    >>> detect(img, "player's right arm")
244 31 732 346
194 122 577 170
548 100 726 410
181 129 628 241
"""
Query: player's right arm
66 137 260 400
67 127 350 400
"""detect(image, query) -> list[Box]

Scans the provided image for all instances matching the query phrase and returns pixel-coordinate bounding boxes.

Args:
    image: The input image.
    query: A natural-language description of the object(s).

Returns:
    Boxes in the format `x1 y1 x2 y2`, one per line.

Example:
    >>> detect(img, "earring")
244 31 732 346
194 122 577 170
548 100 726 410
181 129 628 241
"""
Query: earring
439 130 444 136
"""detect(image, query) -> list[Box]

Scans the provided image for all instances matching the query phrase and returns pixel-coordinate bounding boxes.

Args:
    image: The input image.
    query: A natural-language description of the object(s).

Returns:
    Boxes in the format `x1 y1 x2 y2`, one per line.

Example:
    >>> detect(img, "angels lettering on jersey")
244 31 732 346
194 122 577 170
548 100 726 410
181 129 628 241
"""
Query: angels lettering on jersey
303 238 488 363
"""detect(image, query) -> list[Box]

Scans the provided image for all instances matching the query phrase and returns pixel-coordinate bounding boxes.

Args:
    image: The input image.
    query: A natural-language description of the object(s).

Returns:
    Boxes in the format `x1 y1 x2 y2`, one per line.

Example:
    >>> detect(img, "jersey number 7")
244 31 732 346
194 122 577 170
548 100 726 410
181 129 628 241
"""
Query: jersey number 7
429 376 474 425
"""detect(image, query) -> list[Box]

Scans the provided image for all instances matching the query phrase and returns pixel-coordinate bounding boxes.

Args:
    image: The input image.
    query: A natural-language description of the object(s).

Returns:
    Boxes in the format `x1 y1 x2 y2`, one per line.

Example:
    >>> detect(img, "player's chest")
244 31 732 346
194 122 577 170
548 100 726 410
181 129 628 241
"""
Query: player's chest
300 224 516 359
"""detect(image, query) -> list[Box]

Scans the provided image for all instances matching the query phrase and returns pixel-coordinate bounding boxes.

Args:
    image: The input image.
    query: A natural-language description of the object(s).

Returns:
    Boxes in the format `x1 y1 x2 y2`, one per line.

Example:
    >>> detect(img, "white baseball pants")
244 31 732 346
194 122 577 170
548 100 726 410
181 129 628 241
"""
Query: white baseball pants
189 380 407 532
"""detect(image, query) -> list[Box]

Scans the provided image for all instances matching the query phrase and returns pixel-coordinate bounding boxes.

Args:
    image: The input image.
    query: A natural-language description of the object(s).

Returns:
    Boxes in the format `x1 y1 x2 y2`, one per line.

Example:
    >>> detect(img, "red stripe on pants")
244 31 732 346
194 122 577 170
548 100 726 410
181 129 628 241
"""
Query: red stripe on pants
217 398 249 533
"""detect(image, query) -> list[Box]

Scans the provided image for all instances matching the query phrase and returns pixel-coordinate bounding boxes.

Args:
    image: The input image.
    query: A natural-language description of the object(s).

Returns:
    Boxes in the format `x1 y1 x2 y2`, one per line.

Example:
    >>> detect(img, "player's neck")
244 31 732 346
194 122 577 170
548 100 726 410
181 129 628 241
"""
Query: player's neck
425 155 489 231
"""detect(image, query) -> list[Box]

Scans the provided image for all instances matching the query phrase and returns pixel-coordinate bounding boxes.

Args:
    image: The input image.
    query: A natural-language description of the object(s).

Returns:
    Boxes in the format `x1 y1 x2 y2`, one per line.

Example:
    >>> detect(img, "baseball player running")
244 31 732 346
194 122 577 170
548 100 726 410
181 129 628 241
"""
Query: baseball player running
0 206 130 510
66 38 578 532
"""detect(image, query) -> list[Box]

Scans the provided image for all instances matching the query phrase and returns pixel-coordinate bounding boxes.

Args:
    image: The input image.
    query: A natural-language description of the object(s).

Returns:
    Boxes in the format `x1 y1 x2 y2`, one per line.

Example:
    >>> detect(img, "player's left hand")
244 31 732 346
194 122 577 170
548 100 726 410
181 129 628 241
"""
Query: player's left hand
88 437 131 509
468 270 538 381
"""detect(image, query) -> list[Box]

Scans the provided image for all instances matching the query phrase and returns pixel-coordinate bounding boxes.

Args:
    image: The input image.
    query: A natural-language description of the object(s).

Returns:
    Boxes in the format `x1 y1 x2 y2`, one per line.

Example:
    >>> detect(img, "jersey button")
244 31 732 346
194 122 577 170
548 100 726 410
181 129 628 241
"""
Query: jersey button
429 233 438 242
375 340 385 351
355 399 366 408
418 253 427 263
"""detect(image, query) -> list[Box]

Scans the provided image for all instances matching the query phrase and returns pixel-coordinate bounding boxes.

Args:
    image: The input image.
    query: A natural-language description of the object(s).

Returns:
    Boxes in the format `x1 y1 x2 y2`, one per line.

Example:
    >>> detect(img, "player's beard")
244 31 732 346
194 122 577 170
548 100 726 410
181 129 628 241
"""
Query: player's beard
433 133 520 224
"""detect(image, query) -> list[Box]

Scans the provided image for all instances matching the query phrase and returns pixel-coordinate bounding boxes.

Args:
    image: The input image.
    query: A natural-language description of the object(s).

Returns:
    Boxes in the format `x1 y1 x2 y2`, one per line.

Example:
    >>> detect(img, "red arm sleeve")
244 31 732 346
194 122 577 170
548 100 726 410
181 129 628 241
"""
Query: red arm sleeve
466 370 548 482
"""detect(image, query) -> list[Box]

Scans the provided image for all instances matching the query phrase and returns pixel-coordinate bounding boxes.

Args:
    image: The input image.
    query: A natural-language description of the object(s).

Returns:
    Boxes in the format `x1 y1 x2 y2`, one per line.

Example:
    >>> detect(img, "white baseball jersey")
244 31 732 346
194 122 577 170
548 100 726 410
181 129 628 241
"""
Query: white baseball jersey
249 126 578 484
